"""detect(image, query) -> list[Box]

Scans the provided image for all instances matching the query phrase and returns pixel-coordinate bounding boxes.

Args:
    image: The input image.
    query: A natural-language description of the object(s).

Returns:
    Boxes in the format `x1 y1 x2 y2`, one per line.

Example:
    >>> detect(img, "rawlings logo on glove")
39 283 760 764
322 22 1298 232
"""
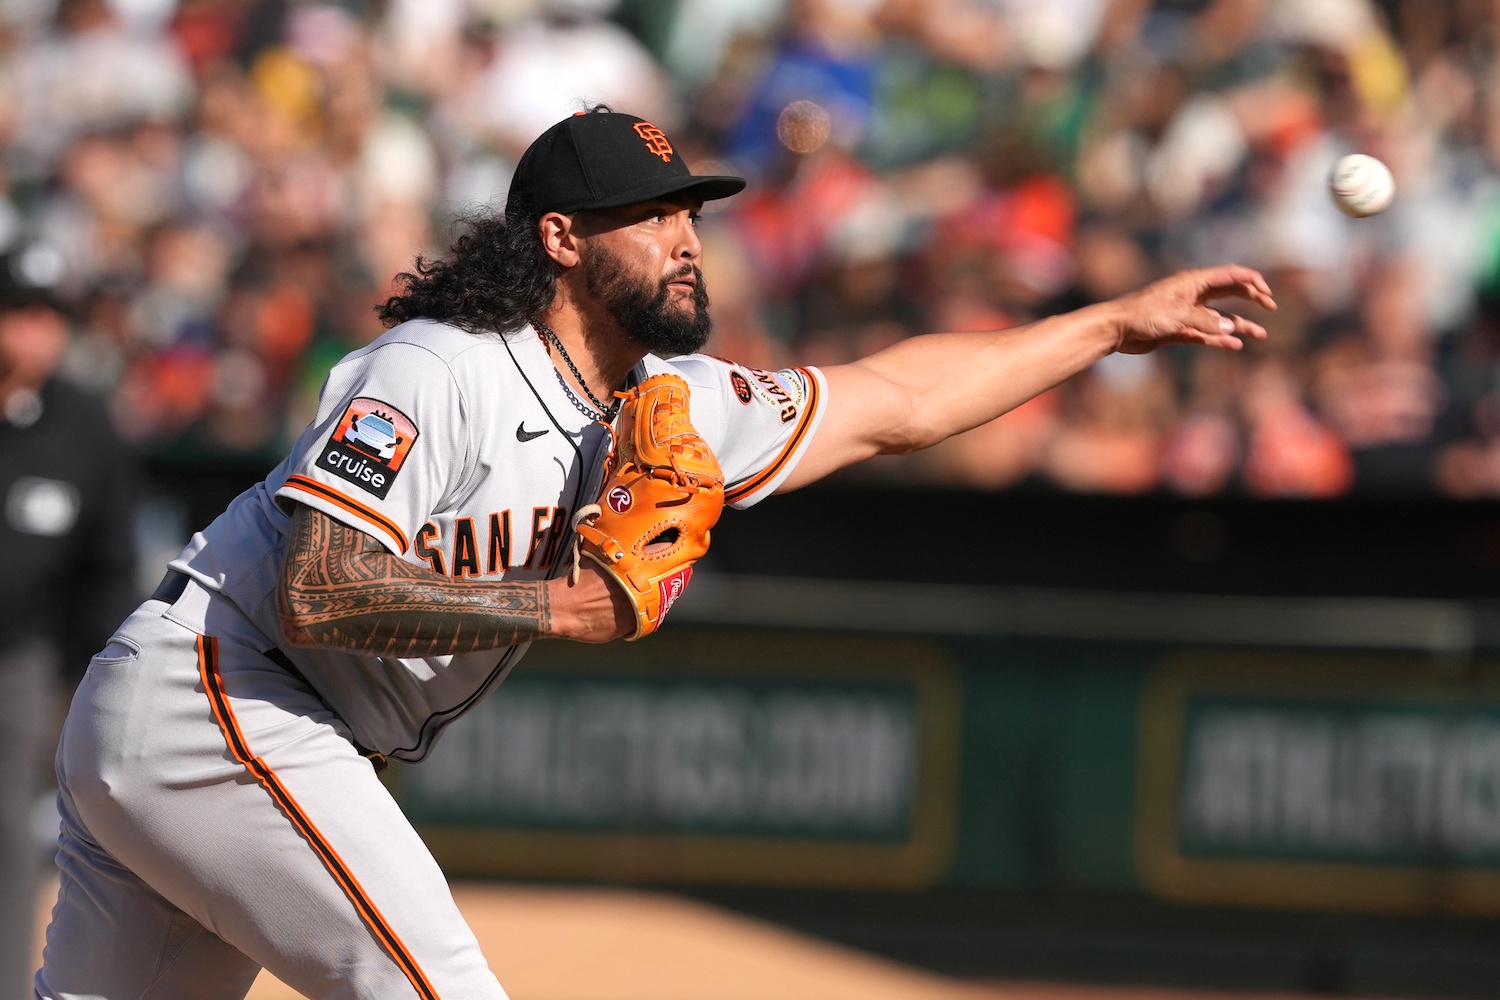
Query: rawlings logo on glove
572 373 724 640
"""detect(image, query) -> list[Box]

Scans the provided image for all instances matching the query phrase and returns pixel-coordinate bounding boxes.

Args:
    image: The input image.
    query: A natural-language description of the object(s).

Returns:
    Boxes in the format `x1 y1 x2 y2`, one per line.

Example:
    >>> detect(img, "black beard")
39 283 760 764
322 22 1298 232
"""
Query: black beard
583 244 712 356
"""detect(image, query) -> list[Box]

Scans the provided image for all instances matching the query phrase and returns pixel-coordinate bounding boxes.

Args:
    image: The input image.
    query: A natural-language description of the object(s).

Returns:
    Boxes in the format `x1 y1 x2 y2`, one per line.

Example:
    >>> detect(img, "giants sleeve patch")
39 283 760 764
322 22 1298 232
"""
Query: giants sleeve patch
746 367 803 423
321 397 419 498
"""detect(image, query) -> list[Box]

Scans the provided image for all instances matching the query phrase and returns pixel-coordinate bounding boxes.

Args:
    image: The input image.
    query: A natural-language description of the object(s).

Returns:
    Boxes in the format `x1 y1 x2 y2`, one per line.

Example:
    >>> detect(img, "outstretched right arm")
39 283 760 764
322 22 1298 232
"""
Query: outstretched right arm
776 266 1275 491
276 502 630 654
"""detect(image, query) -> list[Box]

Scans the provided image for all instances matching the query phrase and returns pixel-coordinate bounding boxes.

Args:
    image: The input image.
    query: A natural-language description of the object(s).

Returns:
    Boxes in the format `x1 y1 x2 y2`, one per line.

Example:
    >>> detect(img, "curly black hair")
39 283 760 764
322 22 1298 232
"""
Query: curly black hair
376 200 557 334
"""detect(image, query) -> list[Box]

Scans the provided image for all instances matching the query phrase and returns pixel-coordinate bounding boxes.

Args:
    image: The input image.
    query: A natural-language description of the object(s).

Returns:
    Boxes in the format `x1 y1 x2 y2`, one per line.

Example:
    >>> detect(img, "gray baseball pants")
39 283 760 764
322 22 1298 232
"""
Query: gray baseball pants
35 588 507 999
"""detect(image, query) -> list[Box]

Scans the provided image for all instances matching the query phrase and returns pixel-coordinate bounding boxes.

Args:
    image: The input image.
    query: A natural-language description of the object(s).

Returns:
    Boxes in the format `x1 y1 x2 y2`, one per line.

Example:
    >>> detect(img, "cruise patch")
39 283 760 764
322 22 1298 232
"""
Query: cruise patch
323 397 419 498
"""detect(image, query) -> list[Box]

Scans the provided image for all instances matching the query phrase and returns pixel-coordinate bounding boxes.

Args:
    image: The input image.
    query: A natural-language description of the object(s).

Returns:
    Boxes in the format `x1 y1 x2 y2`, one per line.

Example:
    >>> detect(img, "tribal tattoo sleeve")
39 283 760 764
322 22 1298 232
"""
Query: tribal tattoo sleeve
277 503 552 656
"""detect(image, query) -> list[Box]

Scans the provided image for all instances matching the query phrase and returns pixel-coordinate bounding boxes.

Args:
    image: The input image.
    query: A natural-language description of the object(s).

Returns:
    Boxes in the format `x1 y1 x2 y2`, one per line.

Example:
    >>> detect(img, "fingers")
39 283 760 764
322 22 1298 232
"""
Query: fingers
1190 265 1277 311
1226 312 1269 341
1116 264 1274 355
1168 306 1267 351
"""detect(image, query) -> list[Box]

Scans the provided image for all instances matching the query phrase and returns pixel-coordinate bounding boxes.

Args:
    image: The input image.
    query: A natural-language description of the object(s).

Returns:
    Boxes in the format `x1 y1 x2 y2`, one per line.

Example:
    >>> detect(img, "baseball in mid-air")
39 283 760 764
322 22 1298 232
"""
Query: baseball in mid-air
1329 153 1395 218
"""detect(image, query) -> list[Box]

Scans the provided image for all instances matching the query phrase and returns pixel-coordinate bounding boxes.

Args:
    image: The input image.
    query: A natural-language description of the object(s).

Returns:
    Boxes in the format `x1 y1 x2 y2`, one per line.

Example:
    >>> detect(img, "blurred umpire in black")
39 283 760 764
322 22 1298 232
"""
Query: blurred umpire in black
0 248 139 998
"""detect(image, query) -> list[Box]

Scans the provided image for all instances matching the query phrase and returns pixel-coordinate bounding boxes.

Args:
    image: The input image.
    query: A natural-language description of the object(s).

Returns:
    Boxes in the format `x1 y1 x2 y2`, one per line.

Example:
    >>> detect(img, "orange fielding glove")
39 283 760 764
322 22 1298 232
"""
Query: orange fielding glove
572 373 725 640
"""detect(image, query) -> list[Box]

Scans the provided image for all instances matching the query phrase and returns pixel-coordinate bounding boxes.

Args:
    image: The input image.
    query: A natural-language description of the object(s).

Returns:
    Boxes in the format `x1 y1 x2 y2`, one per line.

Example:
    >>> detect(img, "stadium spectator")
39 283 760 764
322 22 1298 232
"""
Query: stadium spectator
5 0 1500 499
0 247 139 999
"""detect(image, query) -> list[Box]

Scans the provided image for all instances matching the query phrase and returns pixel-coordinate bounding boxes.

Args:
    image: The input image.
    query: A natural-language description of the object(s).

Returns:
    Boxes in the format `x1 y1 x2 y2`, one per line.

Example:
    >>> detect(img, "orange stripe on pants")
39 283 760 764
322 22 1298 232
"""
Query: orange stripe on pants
195 635 440 1000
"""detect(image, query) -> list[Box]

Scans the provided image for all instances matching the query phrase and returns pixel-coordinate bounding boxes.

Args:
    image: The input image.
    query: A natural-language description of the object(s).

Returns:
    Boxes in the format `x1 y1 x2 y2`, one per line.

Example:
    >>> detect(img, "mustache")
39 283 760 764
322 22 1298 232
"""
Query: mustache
663 264 701 287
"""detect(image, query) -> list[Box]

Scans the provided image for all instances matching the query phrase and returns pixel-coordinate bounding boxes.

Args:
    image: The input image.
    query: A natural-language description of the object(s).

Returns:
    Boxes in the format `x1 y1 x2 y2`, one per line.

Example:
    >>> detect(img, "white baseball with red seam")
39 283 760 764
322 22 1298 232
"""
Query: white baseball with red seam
1329 154 1395 218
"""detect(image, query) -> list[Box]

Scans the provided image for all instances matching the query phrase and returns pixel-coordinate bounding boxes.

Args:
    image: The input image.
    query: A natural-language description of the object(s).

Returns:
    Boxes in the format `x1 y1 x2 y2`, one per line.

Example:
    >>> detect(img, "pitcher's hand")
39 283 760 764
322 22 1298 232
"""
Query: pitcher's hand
1107 265 1276 355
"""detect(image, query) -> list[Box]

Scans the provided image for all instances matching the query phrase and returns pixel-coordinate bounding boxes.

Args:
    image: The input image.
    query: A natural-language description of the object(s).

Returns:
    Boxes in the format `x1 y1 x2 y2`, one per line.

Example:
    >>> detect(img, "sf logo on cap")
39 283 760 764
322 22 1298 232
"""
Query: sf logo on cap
633 122 673 162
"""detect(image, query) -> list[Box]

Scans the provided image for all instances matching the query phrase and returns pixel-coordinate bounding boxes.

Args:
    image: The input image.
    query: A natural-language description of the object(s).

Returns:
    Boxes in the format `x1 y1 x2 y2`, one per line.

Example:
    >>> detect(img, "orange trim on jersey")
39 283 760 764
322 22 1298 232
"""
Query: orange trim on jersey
725 367 822 504
282 475 410 553
195 636 441 1000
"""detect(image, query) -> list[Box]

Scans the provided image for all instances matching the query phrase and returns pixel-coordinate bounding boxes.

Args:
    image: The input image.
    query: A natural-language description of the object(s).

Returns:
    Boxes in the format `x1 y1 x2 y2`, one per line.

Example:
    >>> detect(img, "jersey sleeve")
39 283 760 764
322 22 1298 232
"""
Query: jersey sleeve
274 341 471 554
665 355 827 509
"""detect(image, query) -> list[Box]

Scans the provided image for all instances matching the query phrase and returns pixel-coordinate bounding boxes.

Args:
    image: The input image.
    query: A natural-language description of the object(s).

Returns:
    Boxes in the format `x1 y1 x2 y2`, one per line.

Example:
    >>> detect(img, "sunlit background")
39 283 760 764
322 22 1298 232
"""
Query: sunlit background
8 0 1498 499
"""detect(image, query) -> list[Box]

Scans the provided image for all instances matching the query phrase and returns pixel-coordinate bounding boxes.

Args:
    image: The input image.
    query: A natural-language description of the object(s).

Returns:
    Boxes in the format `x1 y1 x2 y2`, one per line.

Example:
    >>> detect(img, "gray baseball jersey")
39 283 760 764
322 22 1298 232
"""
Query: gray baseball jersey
164 319 825 761
39 320 827 998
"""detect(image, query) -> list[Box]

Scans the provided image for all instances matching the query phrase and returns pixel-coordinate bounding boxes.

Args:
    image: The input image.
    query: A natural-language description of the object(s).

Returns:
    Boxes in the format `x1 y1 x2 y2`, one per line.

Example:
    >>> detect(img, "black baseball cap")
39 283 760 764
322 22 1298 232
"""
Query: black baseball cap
0 245 66 314
509 110 745 215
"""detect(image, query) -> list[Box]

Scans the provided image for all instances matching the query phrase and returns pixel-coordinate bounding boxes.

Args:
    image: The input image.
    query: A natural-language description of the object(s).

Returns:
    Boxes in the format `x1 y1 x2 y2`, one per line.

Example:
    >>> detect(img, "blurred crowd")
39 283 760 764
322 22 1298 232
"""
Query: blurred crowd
8 0 1500 497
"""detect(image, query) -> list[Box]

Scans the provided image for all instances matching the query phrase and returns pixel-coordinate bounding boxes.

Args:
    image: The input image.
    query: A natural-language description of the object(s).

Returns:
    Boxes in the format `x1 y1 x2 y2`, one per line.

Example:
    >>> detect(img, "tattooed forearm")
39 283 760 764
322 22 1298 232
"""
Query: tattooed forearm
277 504 554 656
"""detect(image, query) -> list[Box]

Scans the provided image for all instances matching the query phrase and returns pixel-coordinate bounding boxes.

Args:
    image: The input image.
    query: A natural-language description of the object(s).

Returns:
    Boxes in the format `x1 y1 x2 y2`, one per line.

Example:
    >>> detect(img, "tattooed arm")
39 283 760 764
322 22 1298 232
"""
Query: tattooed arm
276 503 631 654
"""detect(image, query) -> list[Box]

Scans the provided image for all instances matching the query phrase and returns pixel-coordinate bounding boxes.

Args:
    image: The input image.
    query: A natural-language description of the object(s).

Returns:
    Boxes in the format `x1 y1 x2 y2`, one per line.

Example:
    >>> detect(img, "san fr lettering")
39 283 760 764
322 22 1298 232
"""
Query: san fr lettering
414 506 570 576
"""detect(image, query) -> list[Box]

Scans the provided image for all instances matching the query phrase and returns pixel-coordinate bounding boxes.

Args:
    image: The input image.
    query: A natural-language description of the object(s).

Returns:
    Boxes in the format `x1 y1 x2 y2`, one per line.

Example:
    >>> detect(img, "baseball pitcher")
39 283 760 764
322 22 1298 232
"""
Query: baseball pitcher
36 108 1275 998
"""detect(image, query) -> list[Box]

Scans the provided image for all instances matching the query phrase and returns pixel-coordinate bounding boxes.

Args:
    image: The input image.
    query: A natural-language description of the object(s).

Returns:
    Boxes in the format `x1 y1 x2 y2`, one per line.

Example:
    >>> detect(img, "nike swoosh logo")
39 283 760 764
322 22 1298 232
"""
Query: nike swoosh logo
516 423 549 442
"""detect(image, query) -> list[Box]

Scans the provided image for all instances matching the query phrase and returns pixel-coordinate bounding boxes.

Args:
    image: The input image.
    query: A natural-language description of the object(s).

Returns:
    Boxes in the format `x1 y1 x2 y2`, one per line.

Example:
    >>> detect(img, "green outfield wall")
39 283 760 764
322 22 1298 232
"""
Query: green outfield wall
396 598 1500 918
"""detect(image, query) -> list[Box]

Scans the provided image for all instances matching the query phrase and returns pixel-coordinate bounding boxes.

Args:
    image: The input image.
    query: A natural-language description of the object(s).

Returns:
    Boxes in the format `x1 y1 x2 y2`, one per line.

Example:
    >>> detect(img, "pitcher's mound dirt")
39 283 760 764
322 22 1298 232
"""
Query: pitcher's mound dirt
37 878 1370 1000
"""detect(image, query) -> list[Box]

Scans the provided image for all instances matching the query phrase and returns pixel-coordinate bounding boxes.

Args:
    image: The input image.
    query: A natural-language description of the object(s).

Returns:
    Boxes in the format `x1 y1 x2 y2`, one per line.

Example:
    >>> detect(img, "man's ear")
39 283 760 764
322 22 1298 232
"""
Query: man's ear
538 212 581 268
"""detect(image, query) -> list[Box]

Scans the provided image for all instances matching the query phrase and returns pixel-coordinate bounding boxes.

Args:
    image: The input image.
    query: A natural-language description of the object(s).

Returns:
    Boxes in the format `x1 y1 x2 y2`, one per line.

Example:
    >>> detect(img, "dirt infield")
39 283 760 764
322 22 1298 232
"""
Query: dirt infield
36 879 1369 999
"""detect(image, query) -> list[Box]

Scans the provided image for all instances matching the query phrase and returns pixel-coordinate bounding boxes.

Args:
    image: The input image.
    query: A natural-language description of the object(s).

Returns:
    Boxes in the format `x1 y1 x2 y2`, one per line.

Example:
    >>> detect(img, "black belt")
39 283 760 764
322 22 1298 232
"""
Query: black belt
149 569 190 604
148 569 389 773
